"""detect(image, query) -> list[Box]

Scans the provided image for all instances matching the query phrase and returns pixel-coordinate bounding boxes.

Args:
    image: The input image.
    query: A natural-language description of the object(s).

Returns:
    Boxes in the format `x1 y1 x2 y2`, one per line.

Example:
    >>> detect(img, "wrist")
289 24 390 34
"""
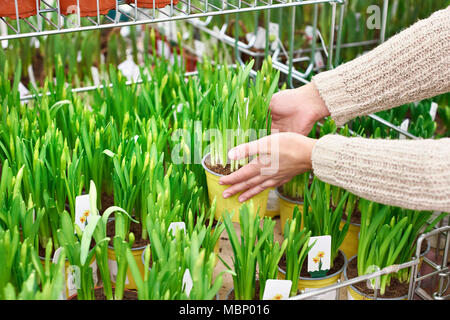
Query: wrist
304 81 330 121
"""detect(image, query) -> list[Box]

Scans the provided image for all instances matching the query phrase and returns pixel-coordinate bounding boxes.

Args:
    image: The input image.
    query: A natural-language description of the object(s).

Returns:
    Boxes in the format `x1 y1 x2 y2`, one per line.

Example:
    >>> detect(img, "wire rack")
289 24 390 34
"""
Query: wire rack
0 0 344 40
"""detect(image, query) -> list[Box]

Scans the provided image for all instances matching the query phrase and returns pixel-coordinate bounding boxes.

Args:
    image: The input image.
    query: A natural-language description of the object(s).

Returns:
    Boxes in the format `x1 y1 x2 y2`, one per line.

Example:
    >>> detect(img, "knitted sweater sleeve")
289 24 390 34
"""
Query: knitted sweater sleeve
309 7 450 212
312 6 450 126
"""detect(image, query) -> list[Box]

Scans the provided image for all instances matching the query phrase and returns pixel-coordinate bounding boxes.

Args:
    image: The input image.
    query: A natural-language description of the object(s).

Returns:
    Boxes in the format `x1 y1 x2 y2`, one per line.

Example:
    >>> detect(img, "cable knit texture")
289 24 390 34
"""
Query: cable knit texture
310 7 450 212
312 6 450 126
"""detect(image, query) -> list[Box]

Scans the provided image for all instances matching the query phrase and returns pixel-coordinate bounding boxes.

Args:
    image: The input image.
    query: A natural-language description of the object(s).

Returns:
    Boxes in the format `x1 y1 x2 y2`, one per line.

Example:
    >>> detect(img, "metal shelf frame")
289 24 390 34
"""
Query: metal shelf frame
289 225 449 300
0 0 344 41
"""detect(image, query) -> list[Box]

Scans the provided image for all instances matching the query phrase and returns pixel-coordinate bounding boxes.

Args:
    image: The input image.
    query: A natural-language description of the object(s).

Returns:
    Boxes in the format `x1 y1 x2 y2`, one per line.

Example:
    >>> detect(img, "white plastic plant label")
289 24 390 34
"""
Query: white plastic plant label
90 66 100 87
66 265 81 298
118 56 141 82
399 119 410 140
75 194 91 232
52 247 66 300
182 268 193 297
429 102 438 121
307 235 331 276
314 51 325 69
18 82 30 98
0 20 8 49
305 25 315 42
27 65 37 89
266 189 279 212
269 23 279 51
120 26 131 38
108 259 130 285
194 40 205 57
168 222 186 237
253 27 266 50
262 279 292 300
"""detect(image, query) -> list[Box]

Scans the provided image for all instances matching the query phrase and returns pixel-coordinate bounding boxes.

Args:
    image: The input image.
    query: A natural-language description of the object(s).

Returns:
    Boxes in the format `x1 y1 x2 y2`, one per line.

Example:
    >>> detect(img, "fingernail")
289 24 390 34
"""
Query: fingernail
238 196 246 203
228 149 237 160
223 192 230 199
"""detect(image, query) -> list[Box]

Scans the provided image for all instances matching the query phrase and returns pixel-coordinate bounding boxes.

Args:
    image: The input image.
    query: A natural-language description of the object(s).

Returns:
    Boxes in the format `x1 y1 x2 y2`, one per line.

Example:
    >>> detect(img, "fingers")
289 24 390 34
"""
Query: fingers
237 179 278 202
227 135 272 162
222 174 268 199
219 159 260 186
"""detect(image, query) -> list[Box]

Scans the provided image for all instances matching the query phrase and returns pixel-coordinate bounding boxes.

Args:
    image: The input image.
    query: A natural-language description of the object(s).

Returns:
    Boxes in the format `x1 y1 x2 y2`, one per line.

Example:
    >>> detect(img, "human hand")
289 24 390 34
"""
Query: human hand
270 82 329 135
219 132 316 202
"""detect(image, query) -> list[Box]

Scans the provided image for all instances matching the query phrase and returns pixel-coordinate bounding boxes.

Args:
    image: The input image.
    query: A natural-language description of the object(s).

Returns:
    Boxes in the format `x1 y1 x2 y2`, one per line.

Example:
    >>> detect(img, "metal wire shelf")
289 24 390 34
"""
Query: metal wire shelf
0 0 344 41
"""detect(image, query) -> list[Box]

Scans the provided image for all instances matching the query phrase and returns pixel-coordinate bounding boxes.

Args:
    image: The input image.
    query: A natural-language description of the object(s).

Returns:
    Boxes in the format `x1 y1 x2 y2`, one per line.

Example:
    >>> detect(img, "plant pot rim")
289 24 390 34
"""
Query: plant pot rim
106 217 148 250
278 249 347 281
343 255 408 300
201 153 225 178
274 187 304 206
340 217 361 227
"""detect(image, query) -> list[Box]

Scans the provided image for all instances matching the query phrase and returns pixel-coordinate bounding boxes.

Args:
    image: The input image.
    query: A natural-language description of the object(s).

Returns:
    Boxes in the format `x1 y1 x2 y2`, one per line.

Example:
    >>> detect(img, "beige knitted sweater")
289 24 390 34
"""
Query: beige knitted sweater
311 6 450 212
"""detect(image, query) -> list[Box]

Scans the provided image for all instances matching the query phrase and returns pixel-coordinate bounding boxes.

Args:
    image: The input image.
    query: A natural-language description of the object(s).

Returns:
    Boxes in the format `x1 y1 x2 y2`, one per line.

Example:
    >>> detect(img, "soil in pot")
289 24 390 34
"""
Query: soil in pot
68 287 138 300
347 256 409 299
106 219 149 249
205 161 240 176
278 250 346 279
100 192 115 214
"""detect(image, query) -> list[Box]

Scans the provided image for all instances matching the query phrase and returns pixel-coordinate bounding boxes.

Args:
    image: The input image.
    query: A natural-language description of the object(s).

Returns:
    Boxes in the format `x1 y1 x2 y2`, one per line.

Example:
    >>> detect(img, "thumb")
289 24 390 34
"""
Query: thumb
228 135 272 161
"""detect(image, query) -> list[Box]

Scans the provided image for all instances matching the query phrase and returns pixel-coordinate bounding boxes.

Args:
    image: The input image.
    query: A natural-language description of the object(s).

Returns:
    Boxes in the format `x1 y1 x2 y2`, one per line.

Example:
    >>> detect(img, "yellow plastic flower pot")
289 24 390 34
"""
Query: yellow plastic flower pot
39 254 97 299
278 250 347 300
202 154 269 223
265 188 280 218
276 188 303 235
107 245 146 290
339 219 360 261
344 255 407 300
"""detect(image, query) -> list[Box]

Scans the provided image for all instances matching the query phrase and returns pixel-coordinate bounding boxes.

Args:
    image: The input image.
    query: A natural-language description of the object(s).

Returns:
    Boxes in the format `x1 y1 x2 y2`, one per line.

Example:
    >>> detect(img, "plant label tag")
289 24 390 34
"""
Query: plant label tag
77 51 82 63
399 119 410 140
194 40 205 57
314 51 325 69
269 23 279 51
253 27 266 50
118 56 141 82
108 259 130 285
27 65 37 89
305 25 315 42
168 222 186 237
182 268 193 297
66 265 81 297
75 194 91 232
429 102 438 121
90 66 100 87
266 188 279 212
364 265 381 290
120 26 131 38
0 20 8 49
307 235 331 278
18 82 30 98
262 279 292 300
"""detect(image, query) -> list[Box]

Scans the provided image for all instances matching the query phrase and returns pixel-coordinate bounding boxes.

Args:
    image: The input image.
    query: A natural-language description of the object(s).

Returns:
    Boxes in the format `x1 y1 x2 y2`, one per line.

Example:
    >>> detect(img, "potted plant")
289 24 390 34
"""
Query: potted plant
0 229 66 300
277 206 314 297
222 201 276 300
276 172 310 234
294 177 350 300
0 0 37 19
201 59 279 223
59 0 116 17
